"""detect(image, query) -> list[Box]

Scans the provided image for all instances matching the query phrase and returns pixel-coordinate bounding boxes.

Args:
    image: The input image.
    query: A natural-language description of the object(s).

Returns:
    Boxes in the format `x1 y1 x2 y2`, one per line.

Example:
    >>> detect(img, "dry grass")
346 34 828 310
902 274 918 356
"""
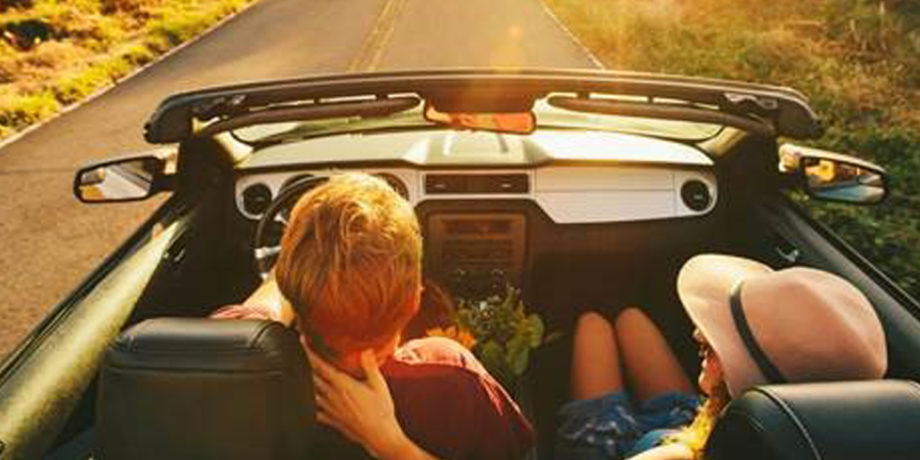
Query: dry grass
0 0 254 140
544 0 920 298
545 0 919 129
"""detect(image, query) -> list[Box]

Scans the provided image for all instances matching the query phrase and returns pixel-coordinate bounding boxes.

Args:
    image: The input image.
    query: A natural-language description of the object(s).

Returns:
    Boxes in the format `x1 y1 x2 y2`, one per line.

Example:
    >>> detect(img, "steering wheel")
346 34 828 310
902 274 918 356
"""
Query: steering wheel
252 176 329 279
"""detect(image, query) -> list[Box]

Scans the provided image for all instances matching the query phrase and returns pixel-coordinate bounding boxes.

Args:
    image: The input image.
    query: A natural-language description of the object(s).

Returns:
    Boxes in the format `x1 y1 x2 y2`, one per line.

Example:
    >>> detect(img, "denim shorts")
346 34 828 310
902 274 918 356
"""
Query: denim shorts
555 391 700 460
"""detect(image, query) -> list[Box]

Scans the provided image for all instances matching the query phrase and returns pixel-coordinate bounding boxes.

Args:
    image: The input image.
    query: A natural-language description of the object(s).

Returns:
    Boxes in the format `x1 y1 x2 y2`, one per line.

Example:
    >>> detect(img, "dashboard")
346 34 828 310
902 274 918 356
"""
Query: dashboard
233 128 719 298
235 165 717 298
236 166 717 222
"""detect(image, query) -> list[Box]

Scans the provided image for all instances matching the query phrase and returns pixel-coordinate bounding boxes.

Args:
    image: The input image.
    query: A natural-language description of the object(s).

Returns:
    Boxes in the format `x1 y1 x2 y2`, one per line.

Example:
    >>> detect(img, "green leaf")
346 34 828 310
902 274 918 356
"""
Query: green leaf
507 335 530 375
526 314 544 347
543 330 566 345
479 340 505 376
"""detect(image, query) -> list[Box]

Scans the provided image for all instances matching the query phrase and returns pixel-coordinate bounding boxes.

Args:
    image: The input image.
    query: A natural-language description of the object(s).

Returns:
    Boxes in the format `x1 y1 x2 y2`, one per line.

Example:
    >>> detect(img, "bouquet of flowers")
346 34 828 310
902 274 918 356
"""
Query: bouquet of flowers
428 285 556 389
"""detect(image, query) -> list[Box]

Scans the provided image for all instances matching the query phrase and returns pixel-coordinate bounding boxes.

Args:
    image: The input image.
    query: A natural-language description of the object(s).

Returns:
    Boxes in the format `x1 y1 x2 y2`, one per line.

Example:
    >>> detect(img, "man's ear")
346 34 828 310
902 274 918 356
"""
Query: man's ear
377 333 401 359
411 282 424 314
299 333 311 358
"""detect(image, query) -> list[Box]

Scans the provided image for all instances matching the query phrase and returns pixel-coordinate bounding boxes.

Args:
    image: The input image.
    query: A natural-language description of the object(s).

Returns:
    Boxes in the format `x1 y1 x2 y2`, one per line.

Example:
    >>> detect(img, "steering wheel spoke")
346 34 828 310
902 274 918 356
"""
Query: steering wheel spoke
254 245 281 260
252 176 328 279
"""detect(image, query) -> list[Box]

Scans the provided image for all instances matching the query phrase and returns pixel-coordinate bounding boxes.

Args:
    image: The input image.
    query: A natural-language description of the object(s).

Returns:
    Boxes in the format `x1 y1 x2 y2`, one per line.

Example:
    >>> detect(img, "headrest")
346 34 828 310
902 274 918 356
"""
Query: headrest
97 318 315 460
705 380 920 460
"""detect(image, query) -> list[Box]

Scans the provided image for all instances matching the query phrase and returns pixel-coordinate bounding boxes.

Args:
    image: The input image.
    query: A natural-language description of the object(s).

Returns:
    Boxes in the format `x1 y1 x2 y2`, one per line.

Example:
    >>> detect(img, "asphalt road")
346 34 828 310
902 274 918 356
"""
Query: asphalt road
0 0 598 357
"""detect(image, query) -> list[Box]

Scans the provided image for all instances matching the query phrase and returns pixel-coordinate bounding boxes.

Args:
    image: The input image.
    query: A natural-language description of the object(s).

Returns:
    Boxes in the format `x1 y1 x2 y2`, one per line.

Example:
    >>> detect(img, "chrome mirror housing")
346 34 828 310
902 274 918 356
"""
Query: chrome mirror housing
779 143 889 205
74 148 176 203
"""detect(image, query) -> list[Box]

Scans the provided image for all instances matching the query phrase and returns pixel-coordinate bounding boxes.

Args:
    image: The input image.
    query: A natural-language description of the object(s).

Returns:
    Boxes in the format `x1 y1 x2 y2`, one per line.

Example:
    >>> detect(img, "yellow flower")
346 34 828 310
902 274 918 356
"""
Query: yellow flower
426 326 447 338
426 325 477 350
455 329 477 349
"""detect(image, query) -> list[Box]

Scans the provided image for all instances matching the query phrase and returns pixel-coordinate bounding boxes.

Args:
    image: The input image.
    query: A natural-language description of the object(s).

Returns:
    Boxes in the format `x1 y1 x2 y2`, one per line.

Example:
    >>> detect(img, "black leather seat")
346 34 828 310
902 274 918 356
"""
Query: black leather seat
97 318 315 460
704 380 920 460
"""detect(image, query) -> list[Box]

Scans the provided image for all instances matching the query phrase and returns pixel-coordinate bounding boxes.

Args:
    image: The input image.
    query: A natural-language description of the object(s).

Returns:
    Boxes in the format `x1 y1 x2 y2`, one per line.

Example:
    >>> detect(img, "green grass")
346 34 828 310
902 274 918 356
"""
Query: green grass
0 0 254 140
544 0 920 300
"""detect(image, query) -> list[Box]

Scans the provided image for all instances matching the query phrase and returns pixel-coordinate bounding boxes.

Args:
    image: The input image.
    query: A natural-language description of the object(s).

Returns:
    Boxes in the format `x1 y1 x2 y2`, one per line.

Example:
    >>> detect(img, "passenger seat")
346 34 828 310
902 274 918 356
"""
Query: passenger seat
704 380 920 460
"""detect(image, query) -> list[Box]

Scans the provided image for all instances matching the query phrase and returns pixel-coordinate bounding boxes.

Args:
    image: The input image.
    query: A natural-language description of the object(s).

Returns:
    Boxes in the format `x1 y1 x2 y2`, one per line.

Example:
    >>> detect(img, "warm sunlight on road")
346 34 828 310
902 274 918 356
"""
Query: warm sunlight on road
0 0 598 357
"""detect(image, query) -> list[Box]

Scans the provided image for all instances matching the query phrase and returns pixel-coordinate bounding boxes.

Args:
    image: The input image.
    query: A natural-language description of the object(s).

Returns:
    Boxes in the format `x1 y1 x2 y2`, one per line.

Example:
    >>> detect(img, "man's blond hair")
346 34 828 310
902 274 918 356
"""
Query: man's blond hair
275 173 422 355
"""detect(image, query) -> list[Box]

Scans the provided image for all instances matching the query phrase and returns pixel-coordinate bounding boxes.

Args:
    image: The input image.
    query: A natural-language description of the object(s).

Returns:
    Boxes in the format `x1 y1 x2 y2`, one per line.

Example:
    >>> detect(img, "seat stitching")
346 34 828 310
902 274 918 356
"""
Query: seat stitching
901 380 920 401
755 387 823 460
249 321 283 349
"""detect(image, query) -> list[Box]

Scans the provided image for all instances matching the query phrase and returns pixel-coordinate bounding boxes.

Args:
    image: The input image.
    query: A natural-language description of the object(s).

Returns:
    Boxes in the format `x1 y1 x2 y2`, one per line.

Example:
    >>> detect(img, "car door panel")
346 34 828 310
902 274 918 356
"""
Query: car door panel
0 196 192 459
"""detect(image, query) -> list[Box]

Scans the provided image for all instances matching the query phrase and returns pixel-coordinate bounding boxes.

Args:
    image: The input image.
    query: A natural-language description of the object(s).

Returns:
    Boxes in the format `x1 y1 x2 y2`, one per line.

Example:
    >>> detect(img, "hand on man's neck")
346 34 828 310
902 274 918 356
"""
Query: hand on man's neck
335 352 369 378
332 334 400 378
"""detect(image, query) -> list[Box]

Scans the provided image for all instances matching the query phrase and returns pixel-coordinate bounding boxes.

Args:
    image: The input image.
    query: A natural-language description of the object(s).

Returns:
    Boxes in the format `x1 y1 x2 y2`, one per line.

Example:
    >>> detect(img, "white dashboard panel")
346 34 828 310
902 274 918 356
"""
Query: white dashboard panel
537 191 677 223
235 166 717 224
534 167 673 191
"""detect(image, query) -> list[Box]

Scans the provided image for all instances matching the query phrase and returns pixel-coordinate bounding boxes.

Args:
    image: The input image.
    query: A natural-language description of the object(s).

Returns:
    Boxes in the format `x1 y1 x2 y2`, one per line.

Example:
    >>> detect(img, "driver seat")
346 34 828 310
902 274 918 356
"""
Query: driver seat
96 318 316 460
704 380 920 460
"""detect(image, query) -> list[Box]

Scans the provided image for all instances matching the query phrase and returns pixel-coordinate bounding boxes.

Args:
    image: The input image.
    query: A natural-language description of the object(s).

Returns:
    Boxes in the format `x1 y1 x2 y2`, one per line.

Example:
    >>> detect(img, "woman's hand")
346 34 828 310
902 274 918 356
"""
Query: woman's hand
307 349 437 460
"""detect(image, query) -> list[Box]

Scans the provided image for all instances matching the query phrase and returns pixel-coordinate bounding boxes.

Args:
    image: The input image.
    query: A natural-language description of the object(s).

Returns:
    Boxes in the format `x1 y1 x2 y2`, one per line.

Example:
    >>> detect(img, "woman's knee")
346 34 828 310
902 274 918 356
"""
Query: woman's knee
575 310 614 337
614 307 652 332
614 307 666 347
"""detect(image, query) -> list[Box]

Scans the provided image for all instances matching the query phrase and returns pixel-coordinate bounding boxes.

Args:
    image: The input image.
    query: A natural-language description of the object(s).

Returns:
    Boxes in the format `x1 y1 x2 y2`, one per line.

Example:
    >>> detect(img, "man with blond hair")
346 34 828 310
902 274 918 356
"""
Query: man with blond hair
214 172 533 459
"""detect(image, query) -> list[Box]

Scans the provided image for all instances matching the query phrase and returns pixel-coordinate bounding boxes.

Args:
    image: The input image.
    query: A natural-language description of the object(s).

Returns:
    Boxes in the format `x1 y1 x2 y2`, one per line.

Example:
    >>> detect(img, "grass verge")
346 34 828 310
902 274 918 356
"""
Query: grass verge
543 0 920 299
0 0 256 141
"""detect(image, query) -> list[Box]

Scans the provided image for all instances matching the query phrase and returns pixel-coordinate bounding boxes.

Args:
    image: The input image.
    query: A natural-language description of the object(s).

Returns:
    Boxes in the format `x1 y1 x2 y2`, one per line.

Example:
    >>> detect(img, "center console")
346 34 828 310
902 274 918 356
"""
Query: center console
425 213 526 300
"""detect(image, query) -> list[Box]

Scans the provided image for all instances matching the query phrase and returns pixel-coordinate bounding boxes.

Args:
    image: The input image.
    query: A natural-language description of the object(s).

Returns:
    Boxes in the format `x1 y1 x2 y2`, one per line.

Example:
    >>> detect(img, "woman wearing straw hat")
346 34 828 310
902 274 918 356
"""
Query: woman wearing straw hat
557 254 887 460
307 254 887 460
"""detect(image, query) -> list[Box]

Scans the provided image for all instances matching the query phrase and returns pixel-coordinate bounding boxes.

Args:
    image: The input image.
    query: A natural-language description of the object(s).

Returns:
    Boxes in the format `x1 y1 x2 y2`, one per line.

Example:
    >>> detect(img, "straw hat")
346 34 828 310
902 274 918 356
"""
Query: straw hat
677 254 887 397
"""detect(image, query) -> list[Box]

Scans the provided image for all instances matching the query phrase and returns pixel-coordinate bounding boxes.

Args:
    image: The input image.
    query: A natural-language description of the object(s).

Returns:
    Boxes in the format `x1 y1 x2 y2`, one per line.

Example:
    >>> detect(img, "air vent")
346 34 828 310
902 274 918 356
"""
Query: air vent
425 174 529 194
242 183 272 215
681 180 712 212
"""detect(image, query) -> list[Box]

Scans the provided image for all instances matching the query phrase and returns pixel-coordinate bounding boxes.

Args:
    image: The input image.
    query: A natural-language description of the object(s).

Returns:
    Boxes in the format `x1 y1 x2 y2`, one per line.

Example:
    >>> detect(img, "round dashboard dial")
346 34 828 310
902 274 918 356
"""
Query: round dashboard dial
375 173 409 200
681 179 713 212
241 183 272 215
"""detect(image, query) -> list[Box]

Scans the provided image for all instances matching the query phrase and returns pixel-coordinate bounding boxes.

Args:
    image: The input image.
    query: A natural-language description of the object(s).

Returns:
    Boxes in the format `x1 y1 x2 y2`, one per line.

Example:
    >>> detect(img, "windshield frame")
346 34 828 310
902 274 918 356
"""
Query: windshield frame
232 97 727 148
144 69 822 143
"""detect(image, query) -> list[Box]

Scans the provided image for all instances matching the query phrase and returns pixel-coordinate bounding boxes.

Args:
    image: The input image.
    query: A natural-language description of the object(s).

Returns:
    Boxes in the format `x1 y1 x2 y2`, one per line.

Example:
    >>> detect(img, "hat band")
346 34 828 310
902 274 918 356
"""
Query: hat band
730 282 787 384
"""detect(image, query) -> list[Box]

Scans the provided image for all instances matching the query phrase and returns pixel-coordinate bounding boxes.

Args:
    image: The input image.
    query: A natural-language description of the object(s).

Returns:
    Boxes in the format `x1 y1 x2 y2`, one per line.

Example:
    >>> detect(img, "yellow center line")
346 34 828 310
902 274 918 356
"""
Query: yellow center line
348 0 408 72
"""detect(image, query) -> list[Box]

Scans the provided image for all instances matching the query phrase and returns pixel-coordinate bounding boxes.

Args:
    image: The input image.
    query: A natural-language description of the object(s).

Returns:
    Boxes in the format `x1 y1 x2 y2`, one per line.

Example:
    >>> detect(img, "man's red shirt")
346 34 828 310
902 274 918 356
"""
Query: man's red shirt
211 305 534 459
383 337 534 459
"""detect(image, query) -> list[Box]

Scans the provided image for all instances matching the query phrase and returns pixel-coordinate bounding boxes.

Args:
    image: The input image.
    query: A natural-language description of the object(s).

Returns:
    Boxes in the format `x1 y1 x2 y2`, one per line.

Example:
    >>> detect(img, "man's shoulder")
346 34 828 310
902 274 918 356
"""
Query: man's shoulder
385 337 490 379
384 337 535 459
382 337 520 423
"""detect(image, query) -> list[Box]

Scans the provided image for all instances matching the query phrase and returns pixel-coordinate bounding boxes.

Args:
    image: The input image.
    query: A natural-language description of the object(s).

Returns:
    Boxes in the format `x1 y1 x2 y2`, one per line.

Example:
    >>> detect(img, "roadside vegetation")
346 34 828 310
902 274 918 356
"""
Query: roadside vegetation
0 0 254 140
544 0 920 300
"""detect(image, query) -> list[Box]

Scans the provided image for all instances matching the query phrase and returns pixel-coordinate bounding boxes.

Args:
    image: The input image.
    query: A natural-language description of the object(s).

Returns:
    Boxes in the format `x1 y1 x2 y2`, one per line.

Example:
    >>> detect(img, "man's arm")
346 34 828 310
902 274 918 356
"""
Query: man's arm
211 277 295 326
242 278 295 326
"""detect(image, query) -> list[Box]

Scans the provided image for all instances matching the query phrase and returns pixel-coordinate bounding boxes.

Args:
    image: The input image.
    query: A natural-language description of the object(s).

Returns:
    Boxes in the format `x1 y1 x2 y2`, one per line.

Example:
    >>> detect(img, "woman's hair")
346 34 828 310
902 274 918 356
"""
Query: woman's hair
668 379 730 459
402 279 456 342
275 172 422 355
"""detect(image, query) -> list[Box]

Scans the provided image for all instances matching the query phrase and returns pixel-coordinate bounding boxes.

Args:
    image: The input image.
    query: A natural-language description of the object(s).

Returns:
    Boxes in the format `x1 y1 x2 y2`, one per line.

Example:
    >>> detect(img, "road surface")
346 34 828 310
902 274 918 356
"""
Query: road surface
0 0 597 357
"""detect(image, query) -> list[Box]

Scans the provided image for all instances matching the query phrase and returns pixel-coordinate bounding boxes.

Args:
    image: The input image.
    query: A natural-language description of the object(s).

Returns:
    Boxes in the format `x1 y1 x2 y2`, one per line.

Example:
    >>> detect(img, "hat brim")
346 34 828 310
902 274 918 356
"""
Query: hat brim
677 254 773 397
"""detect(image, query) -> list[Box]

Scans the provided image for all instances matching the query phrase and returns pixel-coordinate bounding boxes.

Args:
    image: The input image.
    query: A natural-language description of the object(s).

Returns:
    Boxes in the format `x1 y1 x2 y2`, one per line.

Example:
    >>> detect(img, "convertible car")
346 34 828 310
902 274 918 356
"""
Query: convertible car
2 69 920 460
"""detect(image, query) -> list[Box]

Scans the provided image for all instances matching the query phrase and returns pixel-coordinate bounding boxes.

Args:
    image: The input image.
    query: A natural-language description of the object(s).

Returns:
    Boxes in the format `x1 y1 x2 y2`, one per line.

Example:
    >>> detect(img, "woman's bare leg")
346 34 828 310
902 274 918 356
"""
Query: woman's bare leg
571 311 624 401
615 307 693 404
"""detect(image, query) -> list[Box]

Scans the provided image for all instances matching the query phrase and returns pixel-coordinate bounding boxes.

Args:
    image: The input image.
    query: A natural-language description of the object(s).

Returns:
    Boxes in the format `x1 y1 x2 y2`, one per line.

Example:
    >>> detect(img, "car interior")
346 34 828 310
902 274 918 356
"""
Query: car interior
35 83 920 459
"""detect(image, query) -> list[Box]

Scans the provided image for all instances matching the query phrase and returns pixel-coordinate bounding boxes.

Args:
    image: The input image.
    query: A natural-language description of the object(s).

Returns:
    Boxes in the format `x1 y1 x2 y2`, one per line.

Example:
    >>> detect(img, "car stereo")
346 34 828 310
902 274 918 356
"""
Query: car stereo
425 213 526 300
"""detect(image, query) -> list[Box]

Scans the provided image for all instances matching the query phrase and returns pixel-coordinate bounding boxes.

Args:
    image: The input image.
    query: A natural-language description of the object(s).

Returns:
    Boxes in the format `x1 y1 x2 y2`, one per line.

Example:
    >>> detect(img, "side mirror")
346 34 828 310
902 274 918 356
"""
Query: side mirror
74 149 176 203
779 144 889 205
